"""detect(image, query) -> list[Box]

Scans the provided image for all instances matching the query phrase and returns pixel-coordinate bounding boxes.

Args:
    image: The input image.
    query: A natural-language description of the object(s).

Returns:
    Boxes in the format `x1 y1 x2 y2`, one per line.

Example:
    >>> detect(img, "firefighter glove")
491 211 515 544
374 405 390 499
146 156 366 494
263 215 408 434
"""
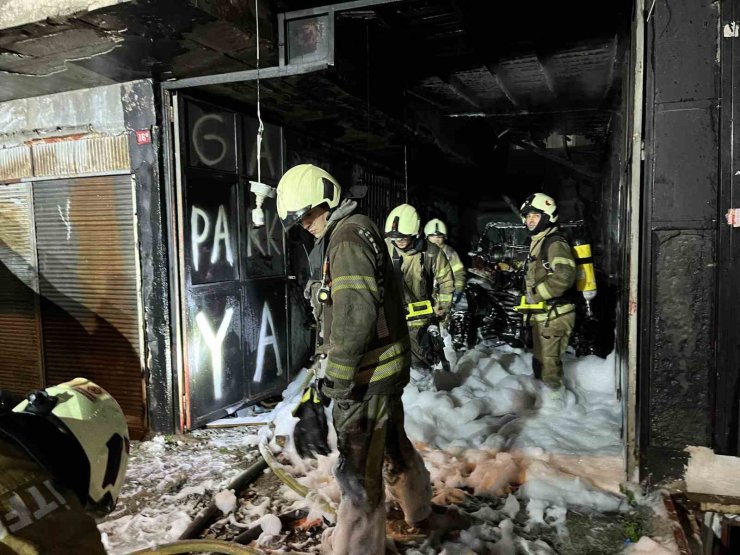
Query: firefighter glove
292 381 331 459
419 326 442 367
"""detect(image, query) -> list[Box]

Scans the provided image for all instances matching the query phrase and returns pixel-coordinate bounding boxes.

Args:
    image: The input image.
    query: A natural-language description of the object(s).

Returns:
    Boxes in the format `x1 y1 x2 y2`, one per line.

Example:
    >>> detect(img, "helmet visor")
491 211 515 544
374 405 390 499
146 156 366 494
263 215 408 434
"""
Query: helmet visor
385 230 413 239
279 204 312 231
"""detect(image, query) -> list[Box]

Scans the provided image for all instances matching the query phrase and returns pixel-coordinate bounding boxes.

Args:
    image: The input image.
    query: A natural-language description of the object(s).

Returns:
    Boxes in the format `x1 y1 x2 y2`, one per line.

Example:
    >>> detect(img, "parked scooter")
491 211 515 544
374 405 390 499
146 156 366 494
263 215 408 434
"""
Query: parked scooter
449 220 600 356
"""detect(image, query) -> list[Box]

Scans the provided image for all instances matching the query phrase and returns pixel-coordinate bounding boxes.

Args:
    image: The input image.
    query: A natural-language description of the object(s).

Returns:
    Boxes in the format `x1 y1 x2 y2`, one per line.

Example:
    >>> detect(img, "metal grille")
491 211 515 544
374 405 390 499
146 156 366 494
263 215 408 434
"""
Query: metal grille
32 135 130 177
33 175 145 437
355 166 406 228
0 146 33 181
0 183 43 393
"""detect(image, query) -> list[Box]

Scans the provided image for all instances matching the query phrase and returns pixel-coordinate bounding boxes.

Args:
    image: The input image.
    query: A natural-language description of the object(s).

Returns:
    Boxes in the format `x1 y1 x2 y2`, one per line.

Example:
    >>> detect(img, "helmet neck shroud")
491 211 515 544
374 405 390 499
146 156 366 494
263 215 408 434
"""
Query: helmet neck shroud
524 211 552 235
0 411 91 507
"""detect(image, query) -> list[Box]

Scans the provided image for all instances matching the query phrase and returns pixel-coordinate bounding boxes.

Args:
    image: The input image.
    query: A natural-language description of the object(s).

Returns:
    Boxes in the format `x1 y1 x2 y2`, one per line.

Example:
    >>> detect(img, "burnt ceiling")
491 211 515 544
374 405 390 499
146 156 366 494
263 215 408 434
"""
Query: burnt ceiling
0 0 632 179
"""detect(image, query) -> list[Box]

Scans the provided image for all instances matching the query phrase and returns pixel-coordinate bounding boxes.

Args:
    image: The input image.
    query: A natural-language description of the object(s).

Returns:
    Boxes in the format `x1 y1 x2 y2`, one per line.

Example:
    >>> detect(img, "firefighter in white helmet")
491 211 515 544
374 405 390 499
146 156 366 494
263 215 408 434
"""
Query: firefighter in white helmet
384 204 455 368
0 378 129 554
424 218 466 304
276 165 434 555
518 193 576 402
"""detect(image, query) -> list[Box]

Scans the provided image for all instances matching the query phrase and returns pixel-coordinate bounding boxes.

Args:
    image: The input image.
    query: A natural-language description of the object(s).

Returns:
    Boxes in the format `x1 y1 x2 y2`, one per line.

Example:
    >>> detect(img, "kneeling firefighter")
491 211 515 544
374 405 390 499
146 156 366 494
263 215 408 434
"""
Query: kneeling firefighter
276 164 432 555
515 193 577 394
384 205 455 369
0 378 129 554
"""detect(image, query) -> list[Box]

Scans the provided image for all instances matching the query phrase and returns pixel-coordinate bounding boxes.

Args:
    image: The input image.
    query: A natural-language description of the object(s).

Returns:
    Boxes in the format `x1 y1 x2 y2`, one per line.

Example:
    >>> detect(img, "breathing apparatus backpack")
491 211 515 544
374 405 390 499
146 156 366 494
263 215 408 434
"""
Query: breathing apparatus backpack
514 228 598 318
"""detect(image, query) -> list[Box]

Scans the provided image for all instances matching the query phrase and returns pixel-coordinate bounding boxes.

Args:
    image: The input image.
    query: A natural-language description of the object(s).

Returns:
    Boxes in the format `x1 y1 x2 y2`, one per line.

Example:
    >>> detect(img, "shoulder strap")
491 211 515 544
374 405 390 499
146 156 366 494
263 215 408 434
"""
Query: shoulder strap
540 231 569 267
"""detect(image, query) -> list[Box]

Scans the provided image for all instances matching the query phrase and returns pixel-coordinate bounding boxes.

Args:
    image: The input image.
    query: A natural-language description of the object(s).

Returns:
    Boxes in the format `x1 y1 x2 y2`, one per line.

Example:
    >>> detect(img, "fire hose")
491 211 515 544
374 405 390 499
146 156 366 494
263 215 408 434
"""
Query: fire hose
127 539 266 554
258 439 336 517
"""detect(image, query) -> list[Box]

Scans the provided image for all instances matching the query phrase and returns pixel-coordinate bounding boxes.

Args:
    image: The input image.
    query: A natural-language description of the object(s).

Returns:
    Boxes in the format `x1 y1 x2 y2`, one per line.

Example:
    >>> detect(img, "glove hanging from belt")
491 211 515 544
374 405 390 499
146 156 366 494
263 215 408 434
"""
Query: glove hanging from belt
292 379 331 459
418 323 450 371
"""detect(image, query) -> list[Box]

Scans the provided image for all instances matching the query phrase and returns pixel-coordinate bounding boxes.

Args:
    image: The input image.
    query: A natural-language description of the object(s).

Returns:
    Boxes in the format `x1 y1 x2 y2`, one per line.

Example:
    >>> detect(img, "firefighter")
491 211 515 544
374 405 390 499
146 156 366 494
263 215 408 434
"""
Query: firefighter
276 164 433 555
424 218 466 304
0 378 129 554
384 205 455 368
519 193 577 399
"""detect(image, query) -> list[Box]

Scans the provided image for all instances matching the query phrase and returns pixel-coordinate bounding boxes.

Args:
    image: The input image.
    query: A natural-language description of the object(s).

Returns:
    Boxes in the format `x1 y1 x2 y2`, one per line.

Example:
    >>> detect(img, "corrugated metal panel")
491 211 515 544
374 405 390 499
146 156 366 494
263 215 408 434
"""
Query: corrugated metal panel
0 146 32 181
0 183 43 393
32 135 130 177
33 175 145 437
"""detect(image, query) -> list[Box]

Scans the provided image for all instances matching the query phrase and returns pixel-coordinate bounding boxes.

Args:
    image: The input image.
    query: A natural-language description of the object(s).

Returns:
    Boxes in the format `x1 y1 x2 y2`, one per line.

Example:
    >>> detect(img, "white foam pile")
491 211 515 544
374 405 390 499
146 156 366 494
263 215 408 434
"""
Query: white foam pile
100 337 679 554
264 340 643 552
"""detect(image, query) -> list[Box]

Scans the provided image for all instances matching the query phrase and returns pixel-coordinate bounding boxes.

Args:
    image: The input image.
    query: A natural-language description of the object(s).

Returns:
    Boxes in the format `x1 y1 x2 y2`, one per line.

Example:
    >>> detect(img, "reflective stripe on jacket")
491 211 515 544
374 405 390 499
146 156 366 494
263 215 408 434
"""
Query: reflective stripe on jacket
440 243 466 293
525 226 576 322
0 440 106 555
385 239 455 315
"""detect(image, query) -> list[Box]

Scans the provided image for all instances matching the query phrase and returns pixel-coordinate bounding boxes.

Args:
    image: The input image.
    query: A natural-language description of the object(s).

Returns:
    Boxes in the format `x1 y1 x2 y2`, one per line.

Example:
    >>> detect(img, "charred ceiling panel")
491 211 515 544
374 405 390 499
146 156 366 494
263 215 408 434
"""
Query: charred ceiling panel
490 56 555 109
0 24 123 76
546 41 618 105
415 76 480 112
0 0 274 102
0 0 131 31
0 0 630 179
452 68 508 110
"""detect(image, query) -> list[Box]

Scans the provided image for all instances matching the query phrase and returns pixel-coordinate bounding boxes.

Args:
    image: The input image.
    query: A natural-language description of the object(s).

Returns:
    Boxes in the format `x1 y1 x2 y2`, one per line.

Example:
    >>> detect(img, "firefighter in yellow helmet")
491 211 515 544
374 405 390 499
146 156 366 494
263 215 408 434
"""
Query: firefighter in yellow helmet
0 378 129 554
276 165 433 555
519 193 576 399
384 205 455 368
424 218 466 304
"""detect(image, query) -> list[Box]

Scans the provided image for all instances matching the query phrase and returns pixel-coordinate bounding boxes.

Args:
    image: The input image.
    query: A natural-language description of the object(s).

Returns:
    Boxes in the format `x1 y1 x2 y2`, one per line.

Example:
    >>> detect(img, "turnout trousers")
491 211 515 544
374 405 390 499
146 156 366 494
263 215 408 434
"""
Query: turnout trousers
531 311 575 389
323 394 432 555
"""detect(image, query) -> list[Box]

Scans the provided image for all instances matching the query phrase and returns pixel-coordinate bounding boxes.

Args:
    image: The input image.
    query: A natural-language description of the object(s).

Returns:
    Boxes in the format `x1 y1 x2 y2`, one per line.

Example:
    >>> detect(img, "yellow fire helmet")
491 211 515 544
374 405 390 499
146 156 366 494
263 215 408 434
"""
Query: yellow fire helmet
519 192 559 224
385 204 421 238
423 218 448 237
276 164 341 230
0 378 130 515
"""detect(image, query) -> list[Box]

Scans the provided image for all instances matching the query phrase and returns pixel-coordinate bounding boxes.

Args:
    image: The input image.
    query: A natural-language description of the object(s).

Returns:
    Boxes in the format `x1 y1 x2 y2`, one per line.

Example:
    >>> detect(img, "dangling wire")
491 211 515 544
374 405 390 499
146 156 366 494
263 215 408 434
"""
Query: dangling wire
365 20 371 177
404 144 408 203
255 0 264 184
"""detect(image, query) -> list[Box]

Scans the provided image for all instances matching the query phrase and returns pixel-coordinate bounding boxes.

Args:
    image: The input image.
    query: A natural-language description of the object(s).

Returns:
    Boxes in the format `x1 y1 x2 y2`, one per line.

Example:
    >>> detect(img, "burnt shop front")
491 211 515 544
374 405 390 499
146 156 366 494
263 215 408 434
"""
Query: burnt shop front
169 93 406 431
173 95 295 430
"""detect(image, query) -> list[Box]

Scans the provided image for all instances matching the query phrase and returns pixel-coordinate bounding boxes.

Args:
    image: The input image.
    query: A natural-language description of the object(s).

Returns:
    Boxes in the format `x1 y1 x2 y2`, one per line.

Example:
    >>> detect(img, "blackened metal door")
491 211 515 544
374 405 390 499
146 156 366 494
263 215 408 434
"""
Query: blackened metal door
176 95 288 429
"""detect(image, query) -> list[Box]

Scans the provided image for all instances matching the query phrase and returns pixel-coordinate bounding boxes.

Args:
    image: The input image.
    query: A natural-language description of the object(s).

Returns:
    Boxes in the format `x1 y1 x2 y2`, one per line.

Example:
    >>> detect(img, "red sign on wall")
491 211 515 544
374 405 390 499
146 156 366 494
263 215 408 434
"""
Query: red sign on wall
135 130 151 145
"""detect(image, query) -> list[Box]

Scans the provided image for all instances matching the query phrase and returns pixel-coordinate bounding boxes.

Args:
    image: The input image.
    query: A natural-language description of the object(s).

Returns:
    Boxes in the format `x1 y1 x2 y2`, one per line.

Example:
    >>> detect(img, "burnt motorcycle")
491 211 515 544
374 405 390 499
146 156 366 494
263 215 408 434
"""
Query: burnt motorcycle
449 221 600 357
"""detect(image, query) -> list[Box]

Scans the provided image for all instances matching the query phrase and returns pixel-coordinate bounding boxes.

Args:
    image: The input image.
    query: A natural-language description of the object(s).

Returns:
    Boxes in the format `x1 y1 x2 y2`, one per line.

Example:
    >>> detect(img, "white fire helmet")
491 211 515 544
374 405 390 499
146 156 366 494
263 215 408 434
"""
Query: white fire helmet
276 164 341 230
519 192 559 224
423 218 448 237
0 378 130 515
385 204 421 238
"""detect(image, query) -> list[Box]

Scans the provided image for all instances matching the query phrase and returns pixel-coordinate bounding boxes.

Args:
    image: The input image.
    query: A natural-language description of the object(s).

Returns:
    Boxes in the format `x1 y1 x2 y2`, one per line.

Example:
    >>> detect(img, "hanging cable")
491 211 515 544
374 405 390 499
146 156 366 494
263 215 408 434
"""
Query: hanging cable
365 20 371 179
255 0 264 185
249 0 275 228
404 144 408 203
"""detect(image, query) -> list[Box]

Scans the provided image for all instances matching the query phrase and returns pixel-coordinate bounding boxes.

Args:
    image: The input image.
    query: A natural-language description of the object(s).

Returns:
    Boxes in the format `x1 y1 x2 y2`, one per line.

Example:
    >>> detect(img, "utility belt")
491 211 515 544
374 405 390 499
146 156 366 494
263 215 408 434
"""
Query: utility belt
405 299 434 321
514 295 575 324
